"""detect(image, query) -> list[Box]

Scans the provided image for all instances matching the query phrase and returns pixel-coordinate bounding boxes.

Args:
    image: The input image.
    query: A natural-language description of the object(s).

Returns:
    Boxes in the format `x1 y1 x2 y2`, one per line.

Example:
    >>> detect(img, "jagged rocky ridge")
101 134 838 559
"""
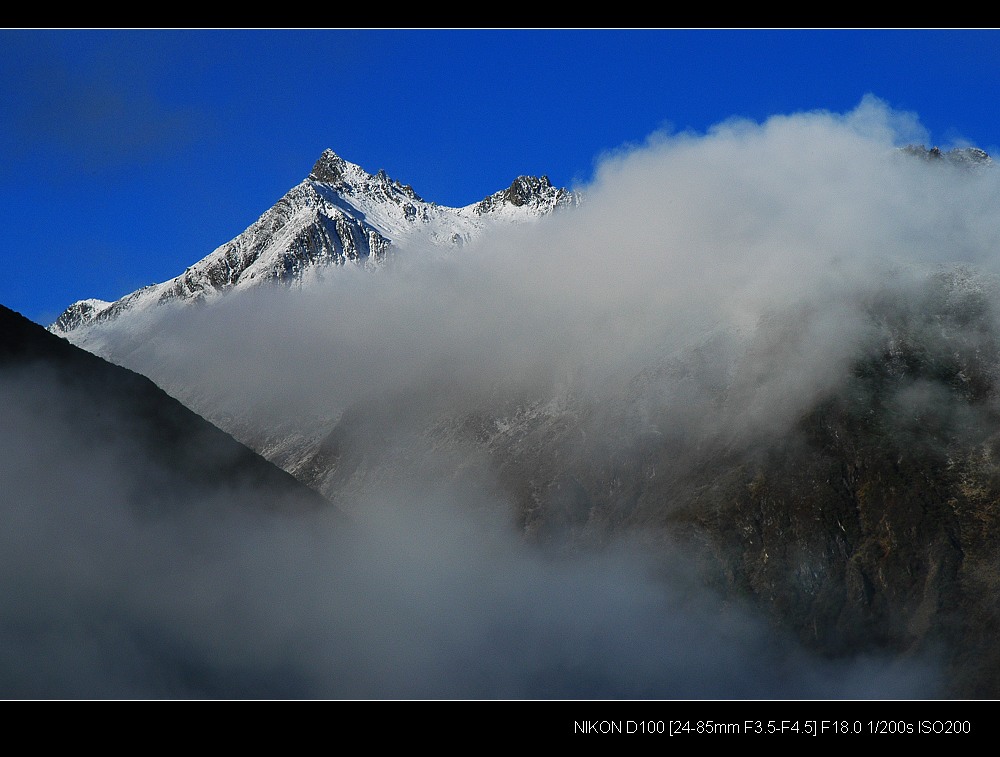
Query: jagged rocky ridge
900 144 993 168
52 149 581 335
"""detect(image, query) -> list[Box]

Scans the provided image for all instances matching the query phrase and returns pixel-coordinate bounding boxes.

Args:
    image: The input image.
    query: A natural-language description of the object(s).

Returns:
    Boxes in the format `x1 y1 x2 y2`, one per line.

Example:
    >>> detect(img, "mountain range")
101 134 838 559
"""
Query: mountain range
38 143 1000 698
51 149 580 334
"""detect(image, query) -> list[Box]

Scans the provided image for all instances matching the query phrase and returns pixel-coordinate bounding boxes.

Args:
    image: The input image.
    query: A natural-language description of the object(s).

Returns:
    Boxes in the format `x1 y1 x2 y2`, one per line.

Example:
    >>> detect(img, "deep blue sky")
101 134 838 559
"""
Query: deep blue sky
4 29 1000 325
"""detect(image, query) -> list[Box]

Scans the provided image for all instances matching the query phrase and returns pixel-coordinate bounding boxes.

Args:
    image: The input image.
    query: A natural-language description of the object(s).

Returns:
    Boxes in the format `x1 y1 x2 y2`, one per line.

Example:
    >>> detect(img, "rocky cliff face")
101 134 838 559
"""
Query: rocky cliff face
675 269 1000 697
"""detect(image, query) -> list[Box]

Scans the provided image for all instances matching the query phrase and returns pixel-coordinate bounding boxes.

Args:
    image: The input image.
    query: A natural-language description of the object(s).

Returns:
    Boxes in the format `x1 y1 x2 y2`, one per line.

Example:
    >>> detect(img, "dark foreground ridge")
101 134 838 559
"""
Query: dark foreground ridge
1 302 332 515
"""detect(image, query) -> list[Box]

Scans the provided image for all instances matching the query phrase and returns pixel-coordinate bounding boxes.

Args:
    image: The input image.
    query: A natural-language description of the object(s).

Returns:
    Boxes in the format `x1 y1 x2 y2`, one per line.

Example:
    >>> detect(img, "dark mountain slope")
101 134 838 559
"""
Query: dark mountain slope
663 275 1000 697
2 303 330 514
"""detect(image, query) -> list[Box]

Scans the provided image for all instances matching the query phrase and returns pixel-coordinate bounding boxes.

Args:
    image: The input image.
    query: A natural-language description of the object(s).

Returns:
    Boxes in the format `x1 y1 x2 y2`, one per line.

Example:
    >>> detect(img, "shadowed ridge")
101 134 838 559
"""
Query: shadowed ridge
1 303 336 516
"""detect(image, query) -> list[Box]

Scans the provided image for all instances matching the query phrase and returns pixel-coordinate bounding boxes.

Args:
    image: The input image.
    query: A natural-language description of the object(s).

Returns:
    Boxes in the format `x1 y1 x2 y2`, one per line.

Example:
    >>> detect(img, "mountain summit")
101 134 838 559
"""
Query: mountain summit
51 149 580 336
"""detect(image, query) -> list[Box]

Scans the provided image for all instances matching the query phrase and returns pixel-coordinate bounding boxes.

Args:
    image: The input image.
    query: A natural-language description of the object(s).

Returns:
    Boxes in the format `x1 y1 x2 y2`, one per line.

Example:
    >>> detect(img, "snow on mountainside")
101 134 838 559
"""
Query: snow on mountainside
51 149 581 336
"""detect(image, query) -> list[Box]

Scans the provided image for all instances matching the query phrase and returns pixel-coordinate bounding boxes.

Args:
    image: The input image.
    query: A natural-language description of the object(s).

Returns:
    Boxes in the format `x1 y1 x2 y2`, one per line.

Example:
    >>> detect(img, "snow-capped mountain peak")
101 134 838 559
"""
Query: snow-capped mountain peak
308 148 423 201
51 150 581 337
474 175 579 217
51 298 113 334
899 144 993 169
